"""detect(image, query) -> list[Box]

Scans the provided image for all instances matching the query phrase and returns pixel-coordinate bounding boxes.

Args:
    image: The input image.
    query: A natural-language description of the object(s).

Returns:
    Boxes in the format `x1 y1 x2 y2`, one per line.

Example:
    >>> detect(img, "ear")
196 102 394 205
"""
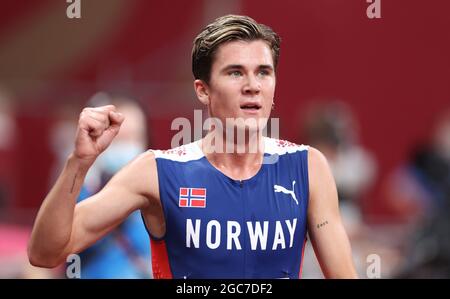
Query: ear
194 79 210 105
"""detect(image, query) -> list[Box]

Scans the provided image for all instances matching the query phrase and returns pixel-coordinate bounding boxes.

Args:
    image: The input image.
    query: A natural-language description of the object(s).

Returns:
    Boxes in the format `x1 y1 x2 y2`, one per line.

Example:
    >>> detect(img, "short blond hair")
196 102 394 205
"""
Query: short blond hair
192 14 281 84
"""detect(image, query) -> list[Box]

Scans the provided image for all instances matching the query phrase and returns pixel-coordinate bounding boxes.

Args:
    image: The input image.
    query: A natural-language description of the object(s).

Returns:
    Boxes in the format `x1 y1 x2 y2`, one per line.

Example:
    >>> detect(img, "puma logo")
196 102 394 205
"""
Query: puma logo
274 181 299 205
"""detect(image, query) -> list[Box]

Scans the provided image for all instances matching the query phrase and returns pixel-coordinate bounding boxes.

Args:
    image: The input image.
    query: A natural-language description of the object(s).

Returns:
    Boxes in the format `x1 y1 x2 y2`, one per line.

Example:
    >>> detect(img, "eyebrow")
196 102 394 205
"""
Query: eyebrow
220 64 274 73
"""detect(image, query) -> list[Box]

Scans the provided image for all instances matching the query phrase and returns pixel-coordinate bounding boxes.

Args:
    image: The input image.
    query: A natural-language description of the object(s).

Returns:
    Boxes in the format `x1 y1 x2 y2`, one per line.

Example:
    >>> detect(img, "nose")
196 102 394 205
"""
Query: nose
243 74 261 95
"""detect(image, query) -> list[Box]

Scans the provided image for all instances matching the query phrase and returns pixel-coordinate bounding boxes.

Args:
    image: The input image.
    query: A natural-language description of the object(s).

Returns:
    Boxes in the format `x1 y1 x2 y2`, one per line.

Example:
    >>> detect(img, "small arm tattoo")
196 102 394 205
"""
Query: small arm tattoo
70 173 78 194
316 220 329 229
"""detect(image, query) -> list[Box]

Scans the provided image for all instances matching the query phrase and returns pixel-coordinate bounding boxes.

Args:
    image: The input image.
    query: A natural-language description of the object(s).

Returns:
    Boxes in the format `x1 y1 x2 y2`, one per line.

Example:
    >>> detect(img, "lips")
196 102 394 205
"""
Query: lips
240 102 262 111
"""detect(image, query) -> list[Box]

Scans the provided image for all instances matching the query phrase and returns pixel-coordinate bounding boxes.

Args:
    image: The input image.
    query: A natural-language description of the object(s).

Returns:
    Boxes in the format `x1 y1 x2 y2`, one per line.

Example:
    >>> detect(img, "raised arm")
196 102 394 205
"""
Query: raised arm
28 105 157 268
307 147 358 278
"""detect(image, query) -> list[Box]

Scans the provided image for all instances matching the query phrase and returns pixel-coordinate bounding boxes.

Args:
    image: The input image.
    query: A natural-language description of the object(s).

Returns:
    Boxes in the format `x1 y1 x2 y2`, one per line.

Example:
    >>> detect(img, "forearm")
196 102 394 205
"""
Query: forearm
28 154 92 267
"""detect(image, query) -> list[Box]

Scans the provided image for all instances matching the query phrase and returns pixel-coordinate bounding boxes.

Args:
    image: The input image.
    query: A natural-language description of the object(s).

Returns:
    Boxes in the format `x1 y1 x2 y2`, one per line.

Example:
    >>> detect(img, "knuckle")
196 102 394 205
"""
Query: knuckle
78 114 87 124
95 109 109 118
101 105 116 113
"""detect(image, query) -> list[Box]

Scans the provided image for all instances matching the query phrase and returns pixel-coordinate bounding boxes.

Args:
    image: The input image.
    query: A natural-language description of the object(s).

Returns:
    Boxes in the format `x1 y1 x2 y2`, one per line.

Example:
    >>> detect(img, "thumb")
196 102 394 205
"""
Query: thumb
104 111 124 138
109 111 125 126
95 112 124 150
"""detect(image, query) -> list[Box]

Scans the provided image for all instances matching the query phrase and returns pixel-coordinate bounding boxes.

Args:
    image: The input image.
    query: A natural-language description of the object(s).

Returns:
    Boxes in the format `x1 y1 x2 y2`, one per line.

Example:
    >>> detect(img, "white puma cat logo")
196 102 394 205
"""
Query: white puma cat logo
274 181 299 205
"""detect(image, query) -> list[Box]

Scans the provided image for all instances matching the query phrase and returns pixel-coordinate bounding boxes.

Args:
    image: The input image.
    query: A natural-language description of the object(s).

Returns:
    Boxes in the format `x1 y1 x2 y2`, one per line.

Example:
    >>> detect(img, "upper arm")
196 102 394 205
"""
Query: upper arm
64 151 158 255
307 147 358 278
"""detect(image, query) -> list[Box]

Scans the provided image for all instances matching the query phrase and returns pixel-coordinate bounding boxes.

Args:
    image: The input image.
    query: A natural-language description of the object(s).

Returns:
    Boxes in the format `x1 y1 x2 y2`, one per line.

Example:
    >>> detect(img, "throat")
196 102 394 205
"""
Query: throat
199 144 264 181
214 157 263 181
199 133 266 180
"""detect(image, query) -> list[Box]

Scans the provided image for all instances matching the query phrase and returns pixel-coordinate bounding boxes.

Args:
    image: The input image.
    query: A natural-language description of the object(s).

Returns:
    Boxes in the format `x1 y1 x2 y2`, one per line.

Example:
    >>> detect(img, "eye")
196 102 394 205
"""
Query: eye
229 70 242 77
258 69 270 76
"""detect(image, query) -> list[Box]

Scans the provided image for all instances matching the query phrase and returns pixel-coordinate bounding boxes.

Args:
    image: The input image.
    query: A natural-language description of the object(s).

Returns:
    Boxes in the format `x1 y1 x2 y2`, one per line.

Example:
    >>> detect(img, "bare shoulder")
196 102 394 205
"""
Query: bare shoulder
306 146 341 235
115 150 156 180
307 146 338 202
130 149 156 169
307 146 330 170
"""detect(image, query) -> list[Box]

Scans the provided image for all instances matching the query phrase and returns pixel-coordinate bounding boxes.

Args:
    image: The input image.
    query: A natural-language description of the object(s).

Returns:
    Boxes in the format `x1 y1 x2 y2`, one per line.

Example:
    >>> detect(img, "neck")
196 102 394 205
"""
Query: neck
199 129 265 180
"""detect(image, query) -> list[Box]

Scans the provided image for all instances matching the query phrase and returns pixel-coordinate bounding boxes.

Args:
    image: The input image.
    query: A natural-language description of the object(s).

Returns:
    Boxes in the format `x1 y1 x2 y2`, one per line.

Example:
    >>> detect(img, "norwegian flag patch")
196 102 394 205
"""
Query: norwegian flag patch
179 187 207 208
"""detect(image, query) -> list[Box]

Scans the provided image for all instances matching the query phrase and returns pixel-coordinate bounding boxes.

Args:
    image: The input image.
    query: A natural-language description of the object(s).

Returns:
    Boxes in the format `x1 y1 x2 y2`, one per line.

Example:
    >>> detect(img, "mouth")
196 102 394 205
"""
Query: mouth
240 103 262 112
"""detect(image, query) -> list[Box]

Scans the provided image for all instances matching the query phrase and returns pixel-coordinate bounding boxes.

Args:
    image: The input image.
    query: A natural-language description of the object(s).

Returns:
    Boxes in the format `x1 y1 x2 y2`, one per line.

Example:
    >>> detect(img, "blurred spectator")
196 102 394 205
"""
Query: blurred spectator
301 100 377 225
299 100 378 278
49 92 152 278
388 109 450 278
381 109 450 224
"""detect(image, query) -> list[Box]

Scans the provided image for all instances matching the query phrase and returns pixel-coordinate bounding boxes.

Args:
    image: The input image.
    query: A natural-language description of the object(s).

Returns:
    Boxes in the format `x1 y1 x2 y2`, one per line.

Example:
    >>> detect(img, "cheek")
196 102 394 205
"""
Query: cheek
210 83 240 108
263 83 276 113
263 82 276 100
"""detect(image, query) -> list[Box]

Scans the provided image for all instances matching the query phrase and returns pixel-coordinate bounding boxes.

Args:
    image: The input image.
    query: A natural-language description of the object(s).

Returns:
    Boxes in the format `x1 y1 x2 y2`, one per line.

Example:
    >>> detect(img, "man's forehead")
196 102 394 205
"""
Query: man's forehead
213 40 274 68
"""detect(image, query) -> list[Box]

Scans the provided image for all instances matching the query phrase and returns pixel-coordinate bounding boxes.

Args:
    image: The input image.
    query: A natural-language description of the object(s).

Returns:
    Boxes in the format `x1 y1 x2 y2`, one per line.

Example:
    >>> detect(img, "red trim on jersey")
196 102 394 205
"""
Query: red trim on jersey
150 239 173 279
298 237 307 278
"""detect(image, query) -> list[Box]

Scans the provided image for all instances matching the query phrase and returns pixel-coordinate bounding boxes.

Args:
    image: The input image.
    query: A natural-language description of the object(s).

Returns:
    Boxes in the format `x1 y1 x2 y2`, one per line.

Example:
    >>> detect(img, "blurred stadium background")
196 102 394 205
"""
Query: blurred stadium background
0 0 449 278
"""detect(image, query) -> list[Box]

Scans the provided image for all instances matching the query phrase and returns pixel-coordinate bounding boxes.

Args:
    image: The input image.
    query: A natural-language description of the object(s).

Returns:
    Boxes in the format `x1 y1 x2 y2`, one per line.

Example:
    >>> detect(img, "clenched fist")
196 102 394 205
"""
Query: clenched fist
73 105 125 164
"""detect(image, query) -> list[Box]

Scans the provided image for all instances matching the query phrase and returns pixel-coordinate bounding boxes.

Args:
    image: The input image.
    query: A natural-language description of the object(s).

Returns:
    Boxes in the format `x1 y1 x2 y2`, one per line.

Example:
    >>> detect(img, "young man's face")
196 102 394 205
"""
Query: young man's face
201 40 276 132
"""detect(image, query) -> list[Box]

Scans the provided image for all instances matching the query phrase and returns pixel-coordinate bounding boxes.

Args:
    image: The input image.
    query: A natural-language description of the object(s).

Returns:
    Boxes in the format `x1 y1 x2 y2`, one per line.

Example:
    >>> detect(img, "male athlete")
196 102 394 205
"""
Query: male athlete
28 15 357 278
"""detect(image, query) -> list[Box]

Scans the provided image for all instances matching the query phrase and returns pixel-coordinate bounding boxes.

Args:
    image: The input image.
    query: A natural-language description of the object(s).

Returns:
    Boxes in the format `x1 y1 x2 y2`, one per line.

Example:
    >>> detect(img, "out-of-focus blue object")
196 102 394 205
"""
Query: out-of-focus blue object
77 186 152 279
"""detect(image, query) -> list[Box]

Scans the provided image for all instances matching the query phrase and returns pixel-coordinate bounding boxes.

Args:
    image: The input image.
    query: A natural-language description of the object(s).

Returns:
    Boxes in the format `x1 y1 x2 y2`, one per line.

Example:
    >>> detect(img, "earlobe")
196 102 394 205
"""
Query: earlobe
194 79 210 105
